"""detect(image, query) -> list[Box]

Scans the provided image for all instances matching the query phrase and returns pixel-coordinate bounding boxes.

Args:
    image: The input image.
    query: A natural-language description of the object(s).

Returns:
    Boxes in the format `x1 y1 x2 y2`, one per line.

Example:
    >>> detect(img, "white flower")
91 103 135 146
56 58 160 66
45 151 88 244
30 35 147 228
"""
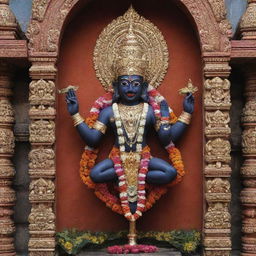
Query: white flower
136 144 142 152
120 145 125 152
117 128 123 135
119 137 125 144
116 120 122 127
137 135 143 142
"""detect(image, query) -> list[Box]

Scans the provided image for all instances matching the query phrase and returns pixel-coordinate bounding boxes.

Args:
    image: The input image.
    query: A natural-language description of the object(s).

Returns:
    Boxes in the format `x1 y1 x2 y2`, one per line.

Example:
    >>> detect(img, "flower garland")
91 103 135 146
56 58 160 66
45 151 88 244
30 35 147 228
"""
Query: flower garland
79 86 186 217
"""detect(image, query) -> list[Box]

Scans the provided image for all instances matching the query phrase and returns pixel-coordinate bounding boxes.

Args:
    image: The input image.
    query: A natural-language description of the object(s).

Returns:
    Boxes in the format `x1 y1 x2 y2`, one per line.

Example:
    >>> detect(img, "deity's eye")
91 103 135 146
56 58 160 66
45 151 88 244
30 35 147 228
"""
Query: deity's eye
120 80 129 86
132 81 141 87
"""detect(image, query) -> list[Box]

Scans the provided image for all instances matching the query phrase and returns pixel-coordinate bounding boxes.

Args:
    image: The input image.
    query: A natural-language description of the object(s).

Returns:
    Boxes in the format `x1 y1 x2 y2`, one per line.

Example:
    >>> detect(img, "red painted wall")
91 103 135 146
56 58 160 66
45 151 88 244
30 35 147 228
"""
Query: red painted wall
56 0 203 232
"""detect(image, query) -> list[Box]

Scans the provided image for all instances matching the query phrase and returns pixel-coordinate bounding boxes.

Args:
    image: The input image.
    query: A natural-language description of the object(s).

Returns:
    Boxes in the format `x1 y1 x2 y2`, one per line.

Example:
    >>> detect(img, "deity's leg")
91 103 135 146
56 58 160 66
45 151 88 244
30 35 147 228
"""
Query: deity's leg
147 157 177 184
90 159 117 183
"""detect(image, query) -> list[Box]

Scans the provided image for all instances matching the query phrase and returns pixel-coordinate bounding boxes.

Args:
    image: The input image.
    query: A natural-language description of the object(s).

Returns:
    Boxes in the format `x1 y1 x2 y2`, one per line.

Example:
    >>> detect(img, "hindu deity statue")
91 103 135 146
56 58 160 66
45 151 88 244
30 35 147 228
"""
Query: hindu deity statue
63 6 195 245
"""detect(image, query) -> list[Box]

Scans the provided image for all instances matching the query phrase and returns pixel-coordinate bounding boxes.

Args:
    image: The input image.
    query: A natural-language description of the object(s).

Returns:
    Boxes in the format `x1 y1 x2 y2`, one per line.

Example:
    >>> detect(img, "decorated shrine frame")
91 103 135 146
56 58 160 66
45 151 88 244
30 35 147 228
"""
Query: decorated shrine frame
24 0 234 255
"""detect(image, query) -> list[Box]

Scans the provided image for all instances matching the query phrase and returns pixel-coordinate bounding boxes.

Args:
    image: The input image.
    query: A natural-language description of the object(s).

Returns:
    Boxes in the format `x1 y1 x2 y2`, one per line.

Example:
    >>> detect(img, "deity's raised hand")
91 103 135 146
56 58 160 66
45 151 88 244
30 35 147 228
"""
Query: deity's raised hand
160 100 170 117
66 89 79 115
183 93 194 114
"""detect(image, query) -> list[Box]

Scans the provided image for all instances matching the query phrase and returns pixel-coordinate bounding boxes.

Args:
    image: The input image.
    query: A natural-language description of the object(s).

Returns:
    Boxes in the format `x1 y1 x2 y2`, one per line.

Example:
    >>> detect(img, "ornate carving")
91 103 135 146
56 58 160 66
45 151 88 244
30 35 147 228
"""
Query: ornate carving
29 120 55 145
0 128 14 155
205 251 230 256
29 105 56 120
205 202 231 229
0 2 16 27
26 20 40 50
204 237 231 248
242 127 256 155
241 159 256 177
29 178 55 202
241 189 256 205
205 110 230 137
204 77 231 109
242 100 256 123
0 99 14 124
30 252 55 256
29 204 55 231
240 0 256 40
47 29 60 52
0 186 15 204
29 148 55 170
205 138 231 163
208 0 226 22
28 237 55 249
0 159 14 178
29 79 55 105
204 163 231 177
206 178 230 193
32 0 49 22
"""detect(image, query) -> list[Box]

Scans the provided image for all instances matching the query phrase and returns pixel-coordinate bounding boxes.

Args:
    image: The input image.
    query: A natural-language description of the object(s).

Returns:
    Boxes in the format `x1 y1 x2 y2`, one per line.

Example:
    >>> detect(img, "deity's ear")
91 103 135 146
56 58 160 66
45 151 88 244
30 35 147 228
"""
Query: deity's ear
112 81 120 103
141 81 149 103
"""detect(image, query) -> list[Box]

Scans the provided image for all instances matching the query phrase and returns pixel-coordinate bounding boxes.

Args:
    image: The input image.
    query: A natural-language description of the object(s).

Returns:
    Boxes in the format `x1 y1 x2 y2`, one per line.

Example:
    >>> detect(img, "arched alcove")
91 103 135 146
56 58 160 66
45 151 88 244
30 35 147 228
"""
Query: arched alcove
56 0 203 232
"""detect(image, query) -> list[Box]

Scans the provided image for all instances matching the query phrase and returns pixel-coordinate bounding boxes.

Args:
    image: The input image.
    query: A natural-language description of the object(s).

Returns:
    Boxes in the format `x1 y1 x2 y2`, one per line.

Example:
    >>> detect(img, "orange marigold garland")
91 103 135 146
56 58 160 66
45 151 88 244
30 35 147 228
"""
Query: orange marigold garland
79 87 186 217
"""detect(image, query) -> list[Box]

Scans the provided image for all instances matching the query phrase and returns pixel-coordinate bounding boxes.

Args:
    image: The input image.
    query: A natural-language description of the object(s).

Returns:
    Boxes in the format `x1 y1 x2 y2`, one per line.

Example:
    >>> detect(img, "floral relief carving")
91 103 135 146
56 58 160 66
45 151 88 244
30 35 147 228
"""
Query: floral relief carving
29 120 55 145
29 204 55 231
242 127 256 154
204 237 231 248
29 105 56 119
204 77 231 109
29 237 55 249
29 178 55 202
29 79 55 105
0 159 14 177
0 128 14 154
205 138 231 163
205 202 231 229
0 3 16 27
47 29 60 52
208 0 226 22
0 99 14 124
29 148 55 170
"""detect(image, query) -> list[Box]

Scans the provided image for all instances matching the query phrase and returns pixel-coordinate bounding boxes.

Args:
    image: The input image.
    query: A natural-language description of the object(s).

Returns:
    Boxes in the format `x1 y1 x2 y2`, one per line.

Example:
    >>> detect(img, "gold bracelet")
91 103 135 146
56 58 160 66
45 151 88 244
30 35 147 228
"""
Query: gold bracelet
178 111 191 125
72 113 84 127
93 120 107 134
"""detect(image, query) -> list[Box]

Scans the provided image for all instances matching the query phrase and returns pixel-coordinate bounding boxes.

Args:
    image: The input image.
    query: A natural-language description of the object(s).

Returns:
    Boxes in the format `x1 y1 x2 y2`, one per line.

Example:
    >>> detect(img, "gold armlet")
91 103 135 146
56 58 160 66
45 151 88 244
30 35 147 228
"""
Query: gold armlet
93 120 107 134
72 113 84 127
155 120 171 131
178 111 191 125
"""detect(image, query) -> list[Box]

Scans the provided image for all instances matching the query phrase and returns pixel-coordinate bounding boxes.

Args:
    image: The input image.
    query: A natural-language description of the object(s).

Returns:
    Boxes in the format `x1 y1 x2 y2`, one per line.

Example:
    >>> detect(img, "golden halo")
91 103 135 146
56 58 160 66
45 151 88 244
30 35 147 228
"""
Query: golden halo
93 6 169 92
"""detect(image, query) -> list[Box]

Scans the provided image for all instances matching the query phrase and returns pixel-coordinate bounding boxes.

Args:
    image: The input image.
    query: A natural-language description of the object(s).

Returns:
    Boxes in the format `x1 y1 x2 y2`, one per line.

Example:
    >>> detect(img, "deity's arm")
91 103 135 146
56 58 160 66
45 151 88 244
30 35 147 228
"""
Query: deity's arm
75 107 111 148
157 93 194 146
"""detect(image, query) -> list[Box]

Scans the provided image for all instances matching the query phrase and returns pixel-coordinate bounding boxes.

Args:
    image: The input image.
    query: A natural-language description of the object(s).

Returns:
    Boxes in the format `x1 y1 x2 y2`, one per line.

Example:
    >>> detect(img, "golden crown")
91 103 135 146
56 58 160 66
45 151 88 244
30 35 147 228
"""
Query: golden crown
113 21 148 78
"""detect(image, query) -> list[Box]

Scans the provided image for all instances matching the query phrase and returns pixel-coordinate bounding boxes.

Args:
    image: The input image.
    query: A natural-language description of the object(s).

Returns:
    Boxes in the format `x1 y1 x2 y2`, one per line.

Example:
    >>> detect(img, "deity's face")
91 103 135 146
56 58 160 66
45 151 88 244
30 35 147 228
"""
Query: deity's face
117 75 144 104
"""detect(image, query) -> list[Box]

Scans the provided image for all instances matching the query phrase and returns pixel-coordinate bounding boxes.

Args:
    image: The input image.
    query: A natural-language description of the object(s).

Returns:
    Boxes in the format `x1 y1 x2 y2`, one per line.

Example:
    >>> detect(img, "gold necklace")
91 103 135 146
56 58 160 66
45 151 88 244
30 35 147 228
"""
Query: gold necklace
118 103 144 147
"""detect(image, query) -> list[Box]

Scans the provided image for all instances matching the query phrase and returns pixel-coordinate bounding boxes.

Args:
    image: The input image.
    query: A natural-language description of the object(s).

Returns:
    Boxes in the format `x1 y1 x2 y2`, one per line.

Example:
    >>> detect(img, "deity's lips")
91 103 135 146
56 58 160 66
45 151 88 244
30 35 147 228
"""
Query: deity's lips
126 93 136 97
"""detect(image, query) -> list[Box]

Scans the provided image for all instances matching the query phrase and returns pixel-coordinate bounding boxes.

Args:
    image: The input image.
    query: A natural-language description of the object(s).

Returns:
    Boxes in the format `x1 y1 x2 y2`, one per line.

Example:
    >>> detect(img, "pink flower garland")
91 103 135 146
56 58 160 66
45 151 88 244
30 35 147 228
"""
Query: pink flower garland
107 244 158 254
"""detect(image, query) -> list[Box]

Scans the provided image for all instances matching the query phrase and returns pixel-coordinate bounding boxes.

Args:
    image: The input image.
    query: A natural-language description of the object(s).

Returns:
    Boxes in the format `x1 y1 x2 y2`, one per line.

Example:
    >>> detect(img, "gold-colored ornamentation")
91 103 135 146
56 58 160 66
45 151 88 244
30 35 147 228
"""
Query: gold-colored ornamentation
29 178 55 202
118 103 144 144
29 148 55 170
30 252 55 256
72 113 84 127
120 151 141 202
205 251 230 256
205 138 231 163
204 77 231 109
241 189 256 204
0 159 14 177
178 111 191 125
0 2 16 28
93 6 169 91
29 204 55 232
29 79 55 105
242 100 256 123
29 120 55 145
0 128 14 155
205 202 231 229
0 99 14 124
241 159 256 177
178 79 198 95
128 220 137 246
205 110 230 137
204 163 232 177
242 127 256 155
93 120 107 134
58 85 79 94
0 217 15 235
0 186 15 204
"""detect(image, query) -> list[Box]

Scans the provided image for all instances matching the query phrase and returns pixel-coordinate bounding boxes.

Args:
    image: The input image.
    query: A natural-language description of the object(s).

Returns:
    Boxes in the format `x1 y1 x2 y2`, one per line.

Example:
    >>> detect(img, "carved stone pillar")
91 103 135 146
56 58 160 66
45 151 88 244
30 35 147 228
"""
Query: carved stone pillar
241 67 256 256
28 58 57 256
0 63 15 256
240 0 256 40
203 56 232 256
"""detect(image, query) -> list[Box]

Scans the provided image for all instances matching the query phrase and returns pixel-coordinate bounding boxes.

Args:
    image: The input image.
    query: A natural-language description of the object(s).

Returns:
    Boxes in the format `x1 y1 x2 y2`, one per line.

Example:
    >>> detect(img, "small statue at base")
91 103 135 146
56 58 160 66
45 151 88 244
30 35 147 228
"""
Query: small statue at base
63 6 195 245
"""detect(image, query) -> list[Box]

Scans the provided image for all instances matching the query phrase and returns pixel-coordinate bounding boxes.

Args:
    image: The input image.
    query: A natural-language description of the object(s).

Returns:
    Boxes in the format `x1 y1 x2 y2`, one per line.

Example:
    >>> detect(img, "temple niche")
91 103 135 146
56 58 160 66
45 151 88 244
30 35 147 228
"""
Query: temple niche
0 0 255 255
